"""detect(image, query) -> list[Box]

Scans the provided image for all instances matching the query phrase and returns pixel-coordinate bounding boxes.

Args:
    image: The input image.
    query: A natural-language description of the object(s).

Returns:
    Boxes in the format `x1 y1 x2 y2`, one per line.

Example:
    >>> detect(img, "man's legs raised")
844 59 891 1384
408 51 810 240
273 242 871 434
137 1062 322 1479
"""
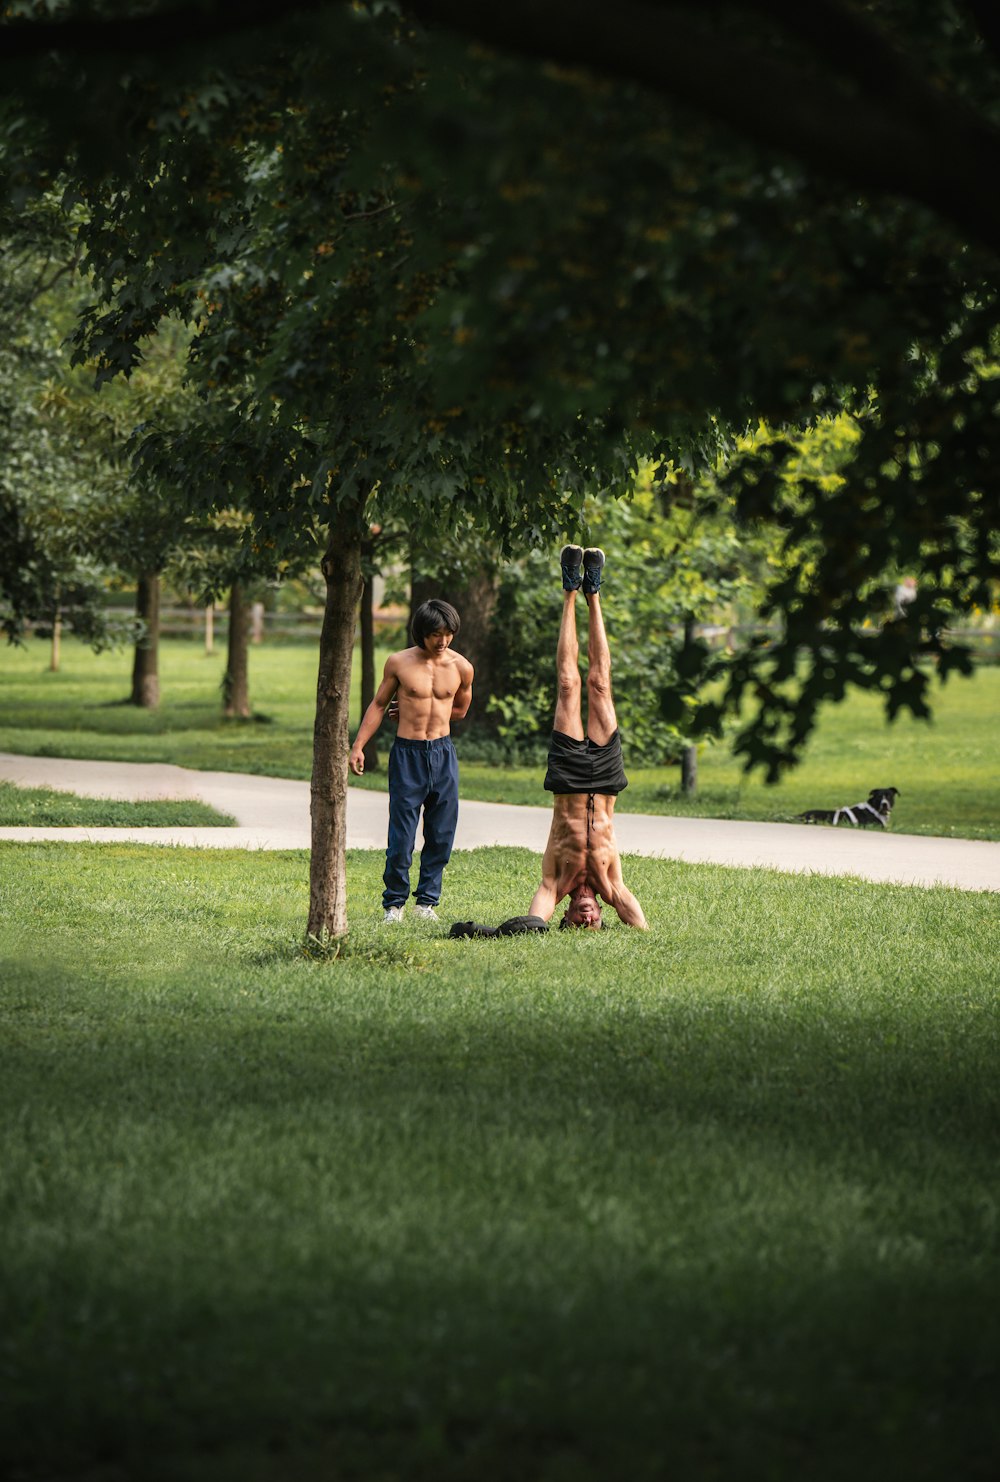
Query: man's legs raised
554 590 585 740
585 590 618 745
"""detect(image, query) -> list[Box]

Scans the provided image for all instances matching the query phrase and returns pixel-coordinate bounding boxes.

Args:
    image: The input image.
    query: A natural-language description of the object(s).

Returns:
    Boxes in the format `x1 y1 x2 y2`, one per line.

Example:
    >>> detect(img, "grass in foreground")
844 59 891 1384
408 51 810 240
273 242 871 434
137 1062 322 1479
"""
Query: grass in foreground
0 780 235 827
1 637 999 839
1 842 998 1481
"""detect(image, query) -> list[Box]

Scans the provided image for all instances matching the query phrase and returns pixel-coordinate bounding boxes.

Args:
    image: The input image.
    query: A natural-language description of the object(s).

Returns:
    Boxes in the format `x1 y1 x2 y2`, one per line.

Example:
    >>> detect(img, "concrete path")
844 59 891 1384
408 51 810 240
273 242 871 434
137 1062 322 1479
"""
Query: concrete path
1 752 998 893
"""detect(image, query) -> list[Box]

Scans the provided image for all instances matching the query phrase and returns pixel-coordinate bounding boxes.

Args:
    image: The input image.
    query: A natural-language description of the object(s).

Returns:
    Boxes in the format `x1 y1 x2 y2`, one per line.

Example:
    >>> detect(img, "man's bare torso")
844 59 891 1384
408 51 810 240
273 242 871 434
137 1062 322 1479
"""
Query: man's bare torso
391 645 471 740
544 792 620 901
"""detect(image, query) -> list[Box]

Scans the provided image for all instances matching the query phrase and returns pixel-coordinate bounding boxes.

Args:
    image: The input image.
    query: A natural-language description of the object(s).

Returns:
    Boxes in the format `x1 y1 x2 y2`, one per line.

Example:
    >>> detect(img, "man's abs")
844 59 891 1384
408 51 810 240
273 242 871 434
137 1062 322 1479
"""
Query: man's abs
549 794 617 897
394 659 461 739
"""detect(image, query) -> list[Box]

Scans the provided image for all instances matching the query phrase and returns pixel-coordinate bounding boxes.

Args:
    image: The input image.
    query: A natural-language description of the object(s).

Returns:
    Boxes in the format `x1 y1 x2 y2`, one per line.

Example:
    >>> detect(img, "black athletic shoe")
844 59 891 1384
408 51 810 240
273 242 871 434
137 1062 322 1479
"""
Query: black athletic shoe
560 544 583 591
582 547 605 595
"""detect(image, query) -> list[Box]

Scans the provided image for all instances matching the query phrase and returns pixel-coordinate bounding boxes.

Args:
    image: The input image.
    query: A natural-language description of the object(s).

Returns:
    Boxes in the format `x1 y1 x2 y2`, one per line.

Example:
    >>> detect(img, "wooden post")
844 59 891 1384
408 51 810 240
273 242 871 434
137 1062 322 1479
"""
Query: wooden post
205 602 214 655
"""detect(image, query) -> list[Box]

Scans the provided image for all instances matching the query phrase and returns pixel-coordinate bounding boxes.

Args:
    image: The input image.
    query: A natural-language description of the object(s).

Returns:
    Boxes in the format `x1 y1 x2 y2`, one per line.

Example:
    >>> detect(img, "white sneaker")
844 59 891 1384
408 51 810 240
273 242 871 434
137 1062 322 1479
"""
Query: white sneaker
382 906 405 924
412 903 440 922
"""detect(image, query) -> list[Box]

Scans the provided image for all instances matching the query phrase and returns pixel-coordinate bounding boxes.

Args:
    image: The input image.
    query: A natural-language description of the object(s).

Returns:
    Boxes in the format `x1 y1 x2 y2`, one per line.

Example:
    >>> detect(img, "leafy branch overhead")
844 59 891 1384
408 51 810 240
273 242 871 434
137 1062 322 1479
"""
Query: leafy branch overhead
1 0 998 782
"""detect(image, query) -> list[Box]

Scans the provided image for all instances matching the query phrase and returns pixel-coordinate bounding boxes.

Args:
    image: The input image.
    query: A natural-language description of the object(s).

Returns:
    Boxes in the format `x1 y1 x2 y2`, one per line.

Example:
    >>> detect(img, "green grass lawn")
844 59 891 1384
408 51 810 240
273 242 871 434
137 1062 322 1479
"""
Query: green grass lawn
1 842 997 1480
0 780 235 826
2 636 998 838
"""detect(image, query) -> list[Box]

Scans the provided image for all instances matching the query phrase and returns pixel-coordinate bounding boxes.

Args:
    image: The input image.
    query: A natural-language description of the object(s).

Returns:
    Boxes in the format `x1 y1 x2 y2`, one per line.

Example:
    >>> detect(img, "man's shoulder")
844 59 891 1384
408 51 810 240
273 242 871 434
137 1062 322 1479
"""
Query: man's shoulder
386 645 421 669
450 649 473 678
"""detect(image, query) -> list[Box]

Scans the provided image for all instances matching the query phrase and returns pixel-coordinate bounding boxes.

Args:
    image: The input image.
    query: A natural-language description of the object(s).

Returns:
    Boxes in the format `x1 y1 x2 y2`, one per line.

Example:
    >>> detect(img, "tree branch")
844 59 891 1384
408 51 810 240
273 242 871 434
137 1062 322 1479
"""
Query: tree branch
3 0 1000 255
402 0 1000 256
0 0 332 57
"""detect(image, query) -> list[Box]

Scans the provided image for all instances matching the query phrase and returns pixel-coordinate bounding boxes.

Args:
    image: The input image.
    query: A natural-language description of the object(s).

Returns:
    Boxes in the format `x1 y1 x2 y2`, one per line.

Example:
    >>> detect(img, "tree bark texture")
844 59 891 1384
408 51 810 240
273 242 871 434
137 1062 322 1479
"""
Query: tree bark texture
223 581 251 718
450 566 497 727
308 498 365 940
359 538 379 771
409 549 497 728
130 570 160 708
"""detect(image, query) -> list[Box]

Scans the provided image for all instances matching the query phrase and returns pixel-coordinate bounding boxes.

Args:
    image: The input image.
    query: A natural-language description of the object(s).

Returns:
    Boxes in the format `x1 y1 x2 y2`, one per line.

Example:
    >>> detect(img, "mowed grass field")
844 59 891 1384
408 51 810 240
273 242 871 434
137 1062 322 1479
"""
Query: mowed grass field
1 636 998 838
0 780 234 826
1 841 998 1481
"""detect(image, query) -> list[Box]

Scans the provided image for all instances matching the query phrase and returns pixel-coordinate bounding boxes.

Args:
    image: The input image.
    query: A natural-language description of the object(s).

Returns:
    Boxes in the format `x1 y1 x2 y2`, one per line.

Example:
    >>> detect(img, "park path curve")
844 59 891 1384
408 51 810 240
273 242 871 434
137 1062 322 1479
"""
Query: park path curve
0 752 998 893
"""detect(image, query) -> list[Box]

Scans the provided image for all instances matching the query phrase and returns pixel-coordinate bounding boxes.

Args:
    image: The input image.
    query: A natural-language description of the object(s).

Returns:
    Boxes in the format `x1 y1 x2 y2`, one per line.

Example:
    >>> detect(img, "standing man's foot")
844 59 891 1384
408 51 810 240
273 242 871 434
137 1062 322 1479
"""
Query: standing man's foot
582 547 605 595
383 905 405 924
412 903 440 922
560 545 583 591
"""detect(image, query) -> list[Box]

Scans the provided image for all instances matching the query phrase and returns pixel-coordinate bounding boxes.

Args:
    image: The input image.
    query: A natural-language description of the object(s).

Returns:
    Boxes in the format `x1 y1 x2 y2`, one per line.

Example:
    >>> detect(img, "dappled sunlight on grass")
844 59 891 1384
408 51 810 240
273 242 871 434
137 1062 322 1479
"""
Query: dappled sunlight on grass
1 843 998 1479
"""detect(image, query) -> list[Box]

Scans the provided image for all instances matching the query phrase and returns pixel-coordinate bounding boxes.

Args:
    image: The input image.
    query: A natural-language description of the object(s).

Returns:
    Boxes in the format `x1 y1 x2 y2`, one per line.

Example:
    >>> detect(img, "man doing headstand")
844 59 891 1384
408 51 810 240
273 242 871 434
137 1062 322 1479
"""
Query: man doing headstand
528 546 648 930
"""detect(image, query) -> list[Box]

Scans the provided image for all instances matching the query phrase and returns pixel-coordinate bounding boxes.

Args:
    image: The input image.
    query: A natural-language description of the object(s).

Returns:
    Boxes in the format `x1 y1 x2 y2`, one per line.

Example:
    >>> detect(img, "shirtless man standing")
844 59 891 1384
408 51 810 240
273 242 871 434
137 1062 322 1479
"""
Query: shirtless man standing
350 598 474 923
528 547 648 930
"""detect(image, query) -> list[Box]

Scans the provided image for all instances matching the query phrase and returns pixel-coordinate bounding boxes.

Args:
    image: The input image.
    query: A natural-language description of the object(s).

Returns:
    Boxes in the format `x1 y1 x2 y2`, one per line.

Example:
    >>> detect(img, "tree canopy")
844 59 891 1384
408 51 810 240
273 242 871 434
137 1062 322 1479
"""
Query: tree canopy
2 0 998 926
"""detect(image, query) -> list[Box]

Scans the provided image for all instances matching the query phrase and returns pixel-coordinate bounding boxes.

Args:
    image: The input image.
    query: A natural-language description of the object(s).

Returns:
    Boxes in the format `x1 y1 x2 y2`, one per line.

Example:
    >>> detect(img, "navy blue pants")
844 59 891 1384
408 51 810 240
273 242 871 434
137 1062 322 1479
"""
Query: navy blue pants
382 736 460 909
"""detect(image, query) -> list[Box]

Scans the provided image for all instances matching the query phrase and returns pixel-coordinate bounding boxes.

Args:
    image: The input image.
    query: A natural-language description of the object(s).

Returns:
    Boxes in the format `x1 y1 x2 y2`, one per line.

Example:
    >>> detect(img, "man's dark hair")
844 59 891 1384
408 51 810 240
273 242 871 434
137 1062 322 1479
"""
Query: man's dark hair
411 598 461 645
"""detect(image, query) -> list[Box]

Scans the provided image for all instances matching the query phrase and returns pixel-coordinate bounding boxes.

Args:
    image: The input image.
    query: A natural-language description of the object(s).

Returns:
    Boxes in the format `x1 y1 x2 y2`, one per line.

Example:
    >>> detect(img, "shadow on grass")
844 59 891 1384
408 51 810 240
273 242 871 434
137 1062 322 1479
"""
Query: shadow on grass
3 990 999 1481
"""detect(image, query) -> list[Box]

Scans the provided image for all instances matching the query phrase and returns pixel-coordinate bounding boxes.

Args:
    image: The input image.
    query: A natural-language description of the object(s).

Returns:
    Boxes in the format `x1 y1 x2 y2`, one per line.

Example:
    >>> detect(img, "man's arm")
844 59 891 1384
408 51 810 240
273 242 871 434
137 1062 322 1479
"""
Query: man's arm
450 655 474 722
528 878 560 922
349 661 398 775
605 882 648 929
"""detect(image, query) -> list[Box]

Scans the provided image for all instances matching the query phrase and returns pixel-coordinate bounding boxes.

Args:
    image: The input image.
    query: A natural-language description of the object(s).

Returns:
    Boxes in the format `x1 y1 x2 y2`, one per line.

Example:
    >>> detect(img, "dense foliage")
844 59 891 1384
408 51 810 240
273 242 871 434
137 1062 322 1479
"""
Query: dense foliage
3 1 998 777
0 197 116 644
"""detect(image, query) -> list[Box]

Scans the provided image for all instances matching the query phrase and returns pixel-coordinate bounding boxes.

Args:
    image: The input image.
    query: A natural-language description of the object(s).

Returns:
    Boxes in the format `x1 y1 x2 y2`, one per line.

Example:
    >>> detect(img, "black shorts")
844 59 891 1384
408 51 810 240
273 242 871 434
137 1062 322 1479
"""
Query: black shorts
543 729 628 795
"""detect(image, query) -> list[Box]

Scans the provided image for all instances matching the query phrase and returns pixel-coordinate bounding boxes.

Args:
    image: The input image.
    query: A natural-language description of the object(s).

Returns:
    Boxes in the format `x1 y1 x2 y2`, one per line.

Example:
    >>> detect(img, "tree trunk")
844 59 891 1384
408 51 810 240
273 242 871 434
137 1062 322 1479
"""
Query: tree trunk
681 614 697 796
223 581 251 718
49 592 61 673
409 547 497 728
205 602 214 655
130 570 160 708
450 567 497 726
359 547 379 771
308 497 365 941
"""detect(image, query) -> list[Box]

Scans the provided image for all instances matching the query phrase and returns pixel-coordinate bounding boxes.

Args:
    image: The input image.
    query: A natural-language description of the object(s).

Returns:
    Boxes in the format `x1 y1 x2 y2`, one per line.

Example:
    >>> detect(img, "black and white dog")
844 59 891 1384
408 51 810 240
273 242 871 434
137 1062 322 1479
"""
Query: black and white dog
797 787 900 829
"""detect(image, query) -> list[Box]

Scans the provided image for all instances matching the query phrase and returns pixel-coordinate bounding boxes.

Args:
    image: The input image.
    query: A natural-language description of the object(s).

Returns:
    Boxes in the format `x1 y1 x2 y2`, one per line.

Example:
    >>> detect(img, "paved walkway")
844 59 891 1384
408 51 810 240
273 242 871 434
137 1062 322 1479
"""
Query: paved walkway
1 752 998 892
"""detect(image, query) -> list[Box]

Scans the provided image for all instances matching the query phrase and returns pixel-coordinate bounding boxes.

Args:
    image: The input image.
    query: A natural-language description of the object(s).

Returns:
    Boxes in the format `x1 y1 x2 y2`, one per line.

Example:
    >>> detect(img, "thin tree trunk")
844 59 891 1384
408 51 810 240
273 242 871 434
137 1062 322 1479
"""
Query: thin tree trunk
223 581 251 718
130 570 160 708
49 591 61 673
681 613 697 796
205 602 214 655
359 537 379 771
308 496 365 941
